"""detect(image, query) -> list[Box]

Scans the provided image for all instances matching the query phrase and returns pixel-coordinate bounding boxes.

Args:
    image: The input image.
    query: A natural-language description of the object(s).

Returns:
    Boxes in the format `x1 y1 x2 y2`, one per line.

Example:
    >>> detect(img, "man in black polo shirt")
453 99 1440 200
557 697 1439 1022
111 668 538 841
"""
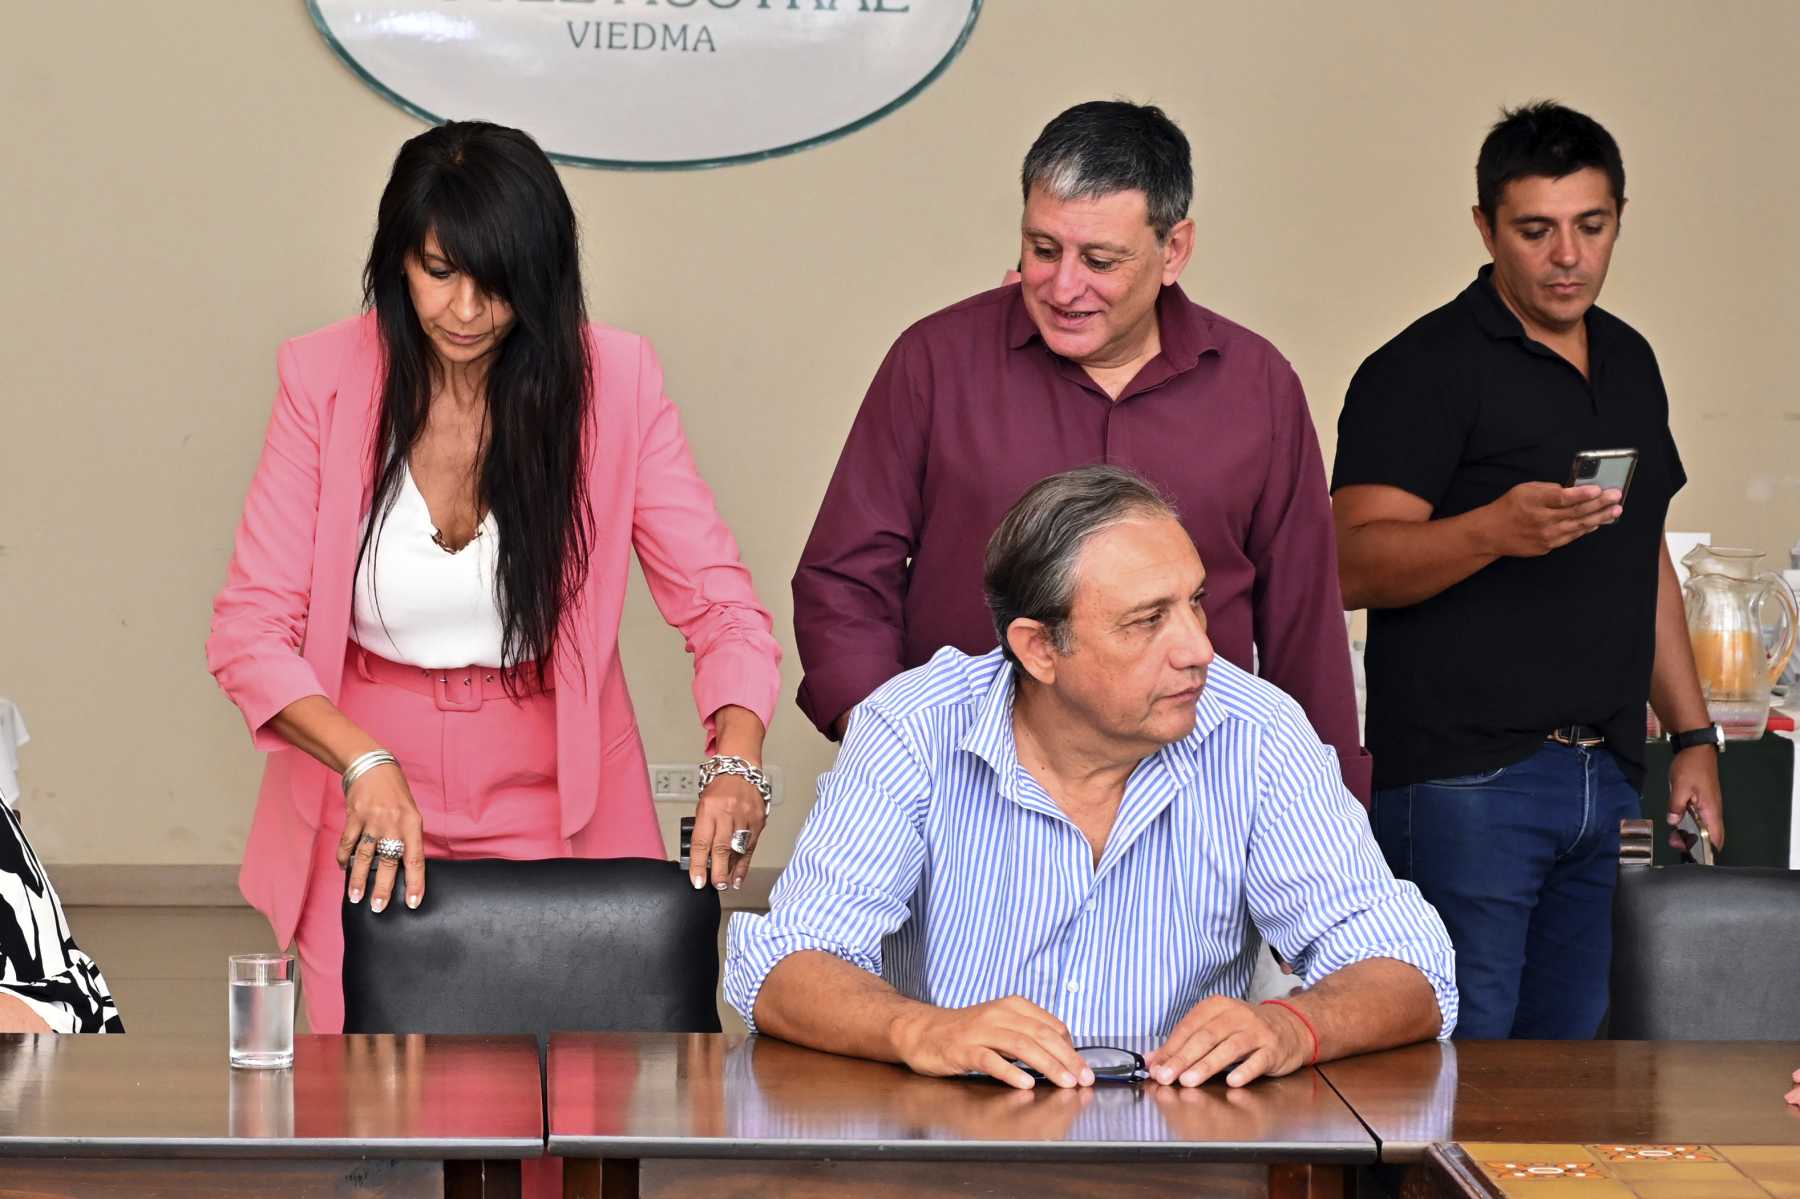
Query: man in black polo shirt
1329 102 1724 1040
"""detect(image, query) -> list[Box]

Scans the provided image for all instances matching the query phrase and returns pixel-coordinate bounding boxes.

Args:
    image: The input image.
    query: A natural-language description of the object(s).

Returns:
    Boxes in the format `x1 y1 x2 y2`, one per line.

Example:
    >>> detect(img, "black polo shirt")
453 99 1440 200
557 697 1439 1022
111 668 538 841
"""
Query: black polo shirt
1332 265 1685 790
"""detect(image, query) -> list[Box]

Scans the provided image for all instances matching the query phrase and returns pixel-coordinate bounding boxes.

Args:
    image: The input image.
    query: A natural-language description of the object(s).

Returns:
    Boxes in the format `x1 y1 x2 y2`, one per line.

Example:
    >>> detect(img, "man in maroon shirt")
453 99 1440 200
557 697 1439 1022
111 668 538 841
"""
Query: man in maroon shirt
792 100 1370 802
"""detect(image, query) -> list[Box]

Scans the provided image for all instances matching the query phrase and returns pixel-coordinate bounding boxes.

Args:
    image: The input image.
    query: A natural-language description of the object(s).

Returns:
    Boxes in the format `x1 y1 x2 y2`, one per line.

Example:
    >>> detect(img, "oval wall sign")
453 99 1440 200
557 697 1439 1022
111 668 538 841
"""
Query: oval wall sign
307 0 982 170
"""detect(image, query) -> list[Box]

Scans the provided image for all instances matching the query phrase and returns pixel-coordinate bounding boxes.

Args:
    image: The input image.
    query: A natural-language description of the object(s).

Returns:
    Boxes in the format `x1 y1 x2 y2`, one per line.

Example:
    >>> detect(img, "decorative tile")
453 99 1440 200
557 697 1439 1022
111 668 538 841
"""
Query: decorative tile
1456 1142 1800 1197
1481 1157 1610 1182
1591 1144 1722 1164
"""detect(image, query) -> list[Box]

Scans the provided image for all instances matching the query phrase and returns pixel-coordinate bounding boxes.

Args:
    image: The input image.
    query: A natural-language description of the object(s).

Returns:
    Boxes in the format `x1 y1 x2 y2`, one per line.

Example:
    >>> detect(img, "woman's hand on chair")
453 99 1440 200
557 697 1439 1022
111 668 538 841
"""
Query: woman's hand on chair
690 772 764 892
338 762 426 913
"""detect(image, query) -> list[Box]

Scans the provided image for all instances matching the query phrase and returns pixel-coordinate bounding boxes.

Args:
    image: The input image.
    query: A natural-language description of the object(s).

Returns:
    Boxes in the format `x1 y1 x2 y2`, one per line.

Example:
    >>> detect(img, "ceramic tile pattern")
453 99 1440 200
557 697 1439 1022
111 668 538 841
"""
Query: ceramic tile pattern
1464 1143 1800 1198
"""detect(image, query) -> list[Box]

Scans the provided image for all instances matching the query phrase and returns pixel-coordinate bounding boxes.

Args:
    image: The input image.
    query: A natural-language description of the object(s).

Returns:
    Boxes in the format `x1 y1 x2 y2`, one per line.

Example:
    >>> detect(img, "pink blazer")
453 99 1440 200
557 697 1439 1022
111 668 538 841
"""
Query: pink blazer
208 313 782 948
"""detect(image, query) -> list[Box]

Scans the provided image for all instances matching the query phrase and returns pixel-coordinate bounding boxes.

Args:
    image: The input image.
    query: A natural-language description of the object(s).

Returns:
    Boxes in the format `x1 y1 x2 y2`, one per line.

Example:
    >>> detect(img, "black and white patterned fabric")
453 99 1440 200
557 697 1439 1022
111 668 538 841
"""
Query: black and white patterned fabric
0 802 122 1032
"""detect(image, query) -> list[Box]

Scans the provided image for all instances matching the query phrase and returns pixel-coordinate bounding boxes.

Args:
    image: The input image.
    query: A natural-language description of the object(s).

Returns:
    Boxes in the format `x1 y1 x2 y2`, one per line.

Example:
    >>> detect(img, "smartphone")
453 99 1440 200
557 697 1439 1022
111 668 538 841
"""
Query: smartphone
1676 804 1714 865
1568 447 1638 500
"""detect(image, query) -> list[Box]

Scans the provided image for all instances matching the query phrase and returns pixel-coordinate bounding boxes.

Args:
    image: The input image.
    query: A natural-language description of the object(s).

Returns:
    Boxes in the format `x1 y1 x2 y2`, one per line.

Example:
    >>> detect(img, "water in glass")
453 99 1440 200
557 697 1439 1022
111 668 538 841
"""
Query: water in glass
230 979 295 1068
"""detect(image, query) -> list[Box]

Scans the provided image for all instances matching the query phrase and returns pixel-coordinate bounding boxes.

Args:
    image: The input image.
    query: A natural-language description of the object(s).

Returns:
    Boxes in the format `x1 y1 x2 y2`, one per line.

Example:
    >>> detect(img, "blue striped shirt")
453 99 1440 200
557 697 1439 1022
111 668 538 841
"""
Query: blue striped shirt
726 647 1457 1040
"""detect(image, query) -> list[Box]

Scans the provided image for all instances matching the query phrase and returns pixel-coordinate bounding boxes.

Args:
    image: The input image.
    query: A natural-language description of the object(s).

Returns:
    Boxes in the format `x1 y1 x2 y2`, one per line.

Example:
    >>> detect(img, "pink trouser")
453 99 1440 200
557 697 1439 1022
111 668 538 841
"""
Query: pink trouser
295 646 567 1036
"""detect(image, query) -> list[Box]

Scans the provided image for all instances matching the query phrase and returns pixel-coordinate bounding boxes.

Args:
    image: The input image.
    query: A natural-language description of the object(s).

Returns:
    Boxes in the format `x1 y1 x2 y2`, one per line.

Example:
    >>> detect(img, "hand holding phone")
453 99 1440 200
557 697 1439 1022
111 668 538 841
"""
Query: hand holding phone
1568 447 1638 499
1675 802 1714 865
1483 475 1625 557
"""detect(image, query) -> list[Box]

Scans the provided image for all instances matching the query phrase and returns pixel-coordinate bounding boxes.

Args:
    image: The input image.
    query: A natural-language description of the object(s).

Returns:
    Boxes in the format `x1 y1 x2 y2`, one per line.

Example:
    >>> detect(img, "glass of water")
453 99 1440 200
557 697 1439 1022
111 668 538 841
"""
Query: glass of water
228 953 296 1069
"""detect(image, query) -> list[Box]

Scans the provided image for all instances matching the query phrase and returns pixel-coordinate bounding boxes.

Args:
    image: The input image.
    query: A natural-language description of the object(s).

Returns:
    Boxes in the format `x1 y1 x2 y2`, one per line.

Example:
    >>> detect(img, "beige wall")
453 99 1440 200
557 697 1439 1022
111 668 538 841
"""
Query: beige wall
2 1 1796 868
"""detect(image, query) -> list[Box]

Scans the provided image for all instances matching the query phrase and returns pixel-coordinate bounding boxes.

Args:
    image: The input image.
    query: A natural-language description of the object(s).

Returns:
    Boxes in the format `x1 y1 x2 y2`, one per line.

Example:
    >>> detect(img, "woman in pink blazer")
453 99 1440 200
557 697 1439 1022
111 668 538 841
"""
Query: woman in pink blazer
207 122 782 1034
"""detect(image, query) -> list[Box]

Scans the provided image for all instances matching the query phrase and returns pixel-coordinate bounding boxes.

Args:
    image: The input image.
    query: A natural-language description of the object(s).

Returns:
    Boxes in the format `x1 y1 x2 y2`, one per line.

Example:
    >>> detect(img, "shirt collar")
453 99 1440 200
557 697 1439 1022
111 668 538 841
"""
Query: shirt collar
1463 262 1611 353
959 654 1024 785
1005 281 1220 371
1156 680 1230 788
1188 681 1231 757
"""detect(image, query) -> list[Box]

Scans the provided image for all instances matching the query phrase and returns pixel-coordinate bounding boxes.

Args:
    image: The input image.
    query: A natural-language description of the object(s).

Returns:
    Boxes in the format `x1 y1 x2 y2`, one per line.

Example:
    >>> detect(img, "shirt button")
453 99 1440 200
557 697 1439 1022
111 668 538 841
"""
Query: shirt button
1065 978 1079 994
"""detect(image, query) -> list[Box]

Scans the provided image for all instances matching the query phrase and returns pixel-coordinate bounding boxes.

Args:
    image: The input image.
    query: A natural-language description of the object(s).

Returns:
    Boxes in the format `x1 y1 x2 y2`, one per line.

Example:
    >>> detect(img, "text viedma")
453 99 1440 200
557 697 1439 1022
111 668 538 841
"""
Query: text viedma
560 0 913 54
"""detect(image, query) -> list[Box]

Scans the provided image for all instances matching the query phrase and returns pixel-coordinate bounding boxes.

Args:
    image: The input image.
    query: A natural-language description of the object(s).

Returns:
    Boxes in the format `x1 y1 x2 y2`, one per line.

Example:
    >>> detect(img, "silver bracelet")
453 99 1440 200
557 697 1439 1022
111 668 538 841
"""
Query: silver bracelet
341 749 398 798
698 754 772 815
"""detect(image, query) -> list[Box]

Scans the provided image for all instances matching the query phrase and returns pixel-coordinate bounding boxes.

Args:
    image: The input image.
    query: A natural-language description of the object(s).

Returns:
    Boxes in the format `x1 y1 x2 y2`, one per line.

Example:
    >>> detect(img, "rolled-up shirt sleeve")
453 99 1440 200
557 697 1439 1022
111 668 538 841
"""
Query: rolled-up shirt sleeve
1243 696 1459 1038
724 707 929 1033
628 336 783 745
205 340 331 750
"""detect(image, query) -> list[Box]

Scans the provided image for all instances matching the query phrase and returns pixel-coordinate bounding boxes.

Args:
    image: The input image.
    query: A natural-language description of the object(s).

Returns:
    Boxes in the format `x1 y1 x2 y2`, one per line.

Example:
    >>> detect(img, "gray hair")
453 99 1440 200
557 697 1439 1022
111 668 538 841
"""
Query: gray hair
984 466 1178 673
1021 101 1193 241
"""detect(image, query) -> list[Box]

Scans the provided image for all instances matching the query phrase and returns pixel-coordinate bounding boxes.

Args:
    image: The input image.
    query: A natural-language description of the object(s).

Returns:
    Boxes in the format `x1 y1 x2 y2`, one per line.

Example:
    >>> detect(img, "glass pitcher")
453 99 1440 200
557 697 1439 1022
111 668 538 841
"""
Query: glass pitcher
1680 544 1798 739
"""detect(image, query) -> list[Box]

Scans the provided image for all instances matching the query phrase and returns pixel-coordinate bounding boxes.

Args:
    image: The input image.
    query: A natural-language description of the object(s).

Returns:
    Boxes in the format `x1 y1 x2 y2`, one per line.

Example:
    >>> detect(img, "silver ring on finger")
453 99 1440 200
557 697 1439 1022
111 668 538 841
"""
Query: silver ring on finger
375 837 406 860
729 828 753 855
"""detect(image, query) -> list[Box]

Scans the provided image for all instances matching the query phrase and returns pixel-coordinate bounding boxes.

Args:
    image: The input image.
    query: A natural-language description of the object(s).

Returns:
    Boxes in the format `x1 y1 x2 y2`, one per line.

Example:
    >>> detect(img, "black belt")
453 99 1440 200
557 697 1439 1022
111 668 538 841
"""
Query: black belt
1546 724 1606 747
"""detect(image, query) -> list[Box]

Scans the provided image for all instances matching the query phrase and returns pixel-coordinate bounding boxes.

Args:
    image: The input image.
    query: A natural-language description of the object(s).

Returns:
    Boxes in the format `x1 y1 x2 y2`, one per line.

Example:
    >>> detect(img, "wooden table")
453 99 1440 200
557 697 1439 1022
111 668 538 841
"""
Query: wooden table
0 1032 542 1197
1316 1040 1800 1161
1317 1039 1800 1195
1426 1141 1800 1197
548 1032 1375 1198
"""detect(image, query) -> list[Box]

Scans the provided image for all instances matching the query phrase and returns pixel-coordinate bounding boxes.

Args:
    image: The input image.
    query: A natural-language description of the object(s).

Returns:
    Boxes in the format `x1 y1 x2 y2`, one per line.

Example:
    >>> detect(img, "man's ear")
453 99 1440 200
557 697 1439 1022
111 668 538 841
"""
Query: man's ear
1160 217 1196 286
1006 618 1060 686
1471 204 1498 257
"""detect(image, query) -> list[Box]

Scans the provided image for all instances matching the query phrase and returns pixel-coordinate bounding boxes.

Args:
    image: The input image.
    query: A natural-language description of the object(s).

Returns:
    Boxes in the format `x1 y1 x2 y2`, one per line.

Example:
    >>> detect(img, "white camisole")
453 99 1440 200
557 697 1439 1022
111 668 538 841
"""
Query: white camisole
351 466 506 668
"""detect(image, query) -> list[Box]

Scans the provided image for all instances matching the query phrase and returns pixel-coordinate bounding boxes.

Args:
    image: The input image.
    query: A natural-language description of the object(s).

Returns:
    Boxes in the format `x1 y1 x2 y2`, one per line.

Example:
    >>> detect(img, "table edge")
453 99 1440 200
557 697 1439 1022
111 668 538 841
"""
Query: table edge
543 1134 1376 1164
1373 1137 1431 1164
0 1136 545 1160
1427 1143 1504 1198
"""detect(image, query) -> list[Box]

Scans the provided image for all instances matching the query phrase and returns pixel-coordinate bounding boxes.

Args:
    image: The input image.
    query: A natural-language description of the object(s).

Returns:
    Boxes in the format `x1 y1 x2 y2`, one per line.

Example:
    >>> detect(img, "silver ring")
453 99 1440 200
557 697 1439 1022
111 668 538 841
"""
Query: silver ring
729 828 753 855
375 837 406 860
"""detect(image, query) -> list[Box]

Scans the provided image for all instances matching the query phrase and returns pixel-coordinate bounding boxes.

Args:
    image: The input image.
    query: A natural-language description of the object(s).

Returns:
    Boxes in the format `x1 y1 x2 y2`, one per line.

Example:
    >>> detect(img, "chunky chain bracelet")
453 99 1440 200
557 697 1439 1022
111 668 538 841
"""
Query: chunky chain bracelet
697 754 772 815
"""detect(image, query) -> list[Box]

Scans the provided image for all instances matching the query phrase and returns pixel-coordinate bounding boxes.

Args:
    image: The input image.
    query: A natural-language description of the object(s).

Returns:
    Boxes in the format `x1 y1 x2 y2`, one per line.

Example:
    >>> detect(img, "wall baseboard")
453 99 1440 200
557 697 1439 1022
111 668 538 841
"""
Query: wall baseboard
52 863 779 910
54 864 244 907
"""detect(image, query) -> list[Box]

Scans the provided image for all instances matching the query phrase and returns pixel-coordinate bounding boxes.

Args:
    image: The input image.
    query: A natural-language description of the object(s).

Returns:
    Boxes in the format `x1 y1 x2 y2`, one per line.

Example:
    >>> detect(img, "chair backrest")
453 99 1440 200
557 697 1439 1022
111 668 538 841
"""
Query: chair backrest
342 857 722 1036
1610 857 1800 1040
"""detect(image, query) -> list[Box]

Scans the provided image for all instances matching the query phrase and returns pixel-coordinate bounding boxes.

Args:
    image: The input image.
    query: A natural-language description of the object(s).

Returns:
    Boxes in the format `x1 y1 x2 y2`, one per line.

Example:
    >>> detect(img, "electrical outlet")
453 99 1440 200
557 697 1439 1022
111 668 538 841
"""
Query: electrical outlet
650 763 784 806
651 764 699 801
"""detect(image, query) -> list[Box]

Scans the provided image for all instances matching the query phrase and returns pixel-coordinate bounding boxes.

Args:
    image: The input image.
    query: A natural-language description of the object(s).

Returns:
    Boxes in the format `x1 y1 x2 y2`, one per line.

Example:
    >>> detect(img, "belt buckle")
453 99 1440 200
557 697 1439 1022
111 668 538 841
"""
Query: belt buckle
432 672 484 713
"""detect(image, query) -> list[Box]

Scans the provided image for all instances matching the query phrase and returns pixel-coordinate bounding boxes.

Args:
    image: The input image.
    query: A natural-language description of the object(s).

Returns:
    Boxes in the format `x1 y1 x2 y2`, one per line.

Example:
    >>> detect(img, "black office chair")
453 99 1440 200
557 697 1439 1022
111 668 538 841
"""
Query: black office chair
1609 819 1800 1040
342 826 722 1036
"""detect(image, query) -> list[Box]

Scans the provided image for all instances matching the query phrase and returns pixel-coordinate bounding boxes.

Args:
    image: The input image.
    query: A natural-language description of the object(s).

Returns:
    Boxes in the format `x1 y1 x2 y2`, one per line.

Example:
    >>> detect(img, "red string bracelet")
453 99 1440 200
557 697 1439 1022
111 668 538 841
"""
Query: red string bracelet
1261 998 1320 1065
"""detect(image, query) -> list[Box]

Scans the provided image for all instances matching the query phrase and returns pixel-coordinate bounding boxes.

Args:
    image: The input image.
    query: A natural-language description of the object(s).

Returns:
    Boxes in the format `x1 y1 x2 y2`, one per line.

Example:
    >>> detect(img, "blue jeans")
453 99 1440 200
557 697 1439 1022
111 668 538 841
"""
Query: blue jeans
1372 743 1641 1040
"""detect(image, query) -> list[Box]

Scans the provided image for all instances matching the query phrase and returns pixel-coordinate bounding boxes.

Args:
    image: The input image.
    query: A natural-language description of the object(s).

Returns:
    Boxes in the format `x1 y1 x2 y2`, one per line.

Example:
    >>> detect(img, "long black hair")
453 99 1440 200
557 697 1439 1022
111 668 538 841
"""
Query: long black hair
359 121 593 687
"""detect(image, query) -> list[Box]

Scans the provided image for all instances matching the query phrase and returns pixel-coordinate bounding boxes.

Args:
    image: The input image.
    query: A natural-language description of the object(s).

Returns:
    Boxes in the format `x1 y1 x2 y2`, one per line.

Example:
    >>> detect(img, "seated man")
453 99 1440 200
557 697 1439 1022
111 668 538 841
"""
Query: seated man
727 466 1454 1090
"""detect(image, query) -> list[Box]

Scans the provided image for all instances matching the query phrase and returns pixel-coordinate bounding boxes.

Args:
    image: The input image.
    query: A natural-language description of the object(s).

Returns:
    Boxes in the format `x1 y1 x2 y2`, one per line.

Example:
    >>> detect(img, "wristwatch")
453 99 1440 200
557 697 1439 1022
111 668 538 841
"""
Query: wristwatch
1667 723 1725 754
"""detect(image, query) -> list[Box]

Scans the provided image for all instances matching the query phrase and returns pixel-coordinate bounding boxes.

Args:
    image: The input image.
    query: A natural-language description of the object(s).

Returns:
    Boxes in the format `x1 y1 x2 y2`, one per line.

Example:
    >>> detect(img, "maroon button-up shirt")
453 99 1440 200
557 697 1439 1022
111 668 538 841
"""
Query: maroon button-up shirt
792 282 1371 803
